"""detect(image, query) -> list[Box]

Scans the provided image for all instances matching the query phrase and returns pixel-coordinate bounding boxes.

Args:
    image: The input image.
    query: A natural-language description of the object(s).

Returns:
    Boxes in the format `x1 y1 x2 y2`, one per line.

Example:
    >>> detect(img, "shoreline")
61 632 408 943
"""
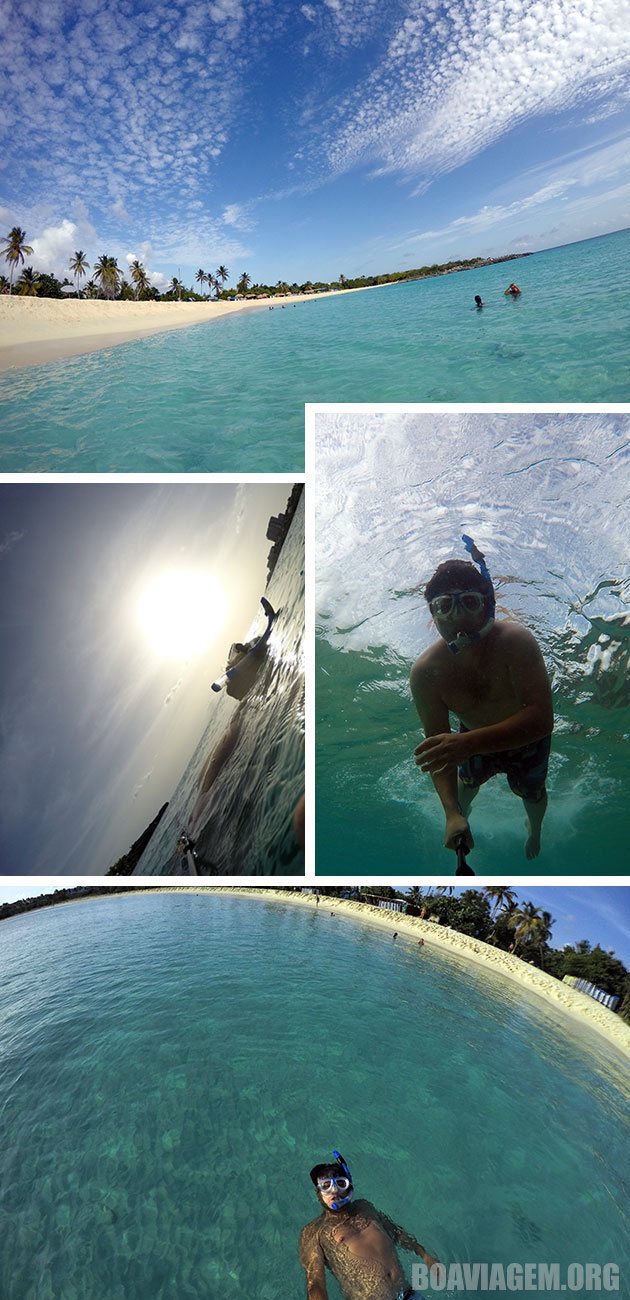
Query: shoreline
0 284 381 372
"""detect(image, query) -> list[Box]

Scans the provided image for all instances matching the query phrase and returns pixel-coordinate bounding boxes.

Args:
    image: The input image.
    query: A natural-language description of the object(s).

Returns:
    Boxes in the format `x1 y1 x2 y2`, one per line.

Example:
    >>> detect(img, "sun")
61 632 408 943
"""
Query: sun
138 570 227 658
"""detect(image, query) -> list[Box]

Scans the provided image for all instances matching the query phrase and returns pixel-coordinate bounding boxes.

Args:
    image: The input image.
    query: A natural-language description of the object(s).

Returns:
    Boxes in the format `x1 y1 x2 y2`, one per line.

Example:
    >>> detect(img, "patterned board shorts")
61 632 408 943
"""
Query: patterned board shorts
458 727 552 803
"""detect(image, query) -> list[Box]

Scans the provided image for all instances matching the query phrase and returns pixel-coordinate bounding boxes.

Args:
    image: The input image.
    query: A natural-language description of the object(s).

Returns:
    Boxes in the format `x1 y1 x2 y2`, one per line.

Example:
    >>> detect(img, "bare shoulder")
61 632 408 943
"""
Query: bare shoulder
410 640 446 685
494 619 545 656
354 1198 378 1218
299 1215 324 1262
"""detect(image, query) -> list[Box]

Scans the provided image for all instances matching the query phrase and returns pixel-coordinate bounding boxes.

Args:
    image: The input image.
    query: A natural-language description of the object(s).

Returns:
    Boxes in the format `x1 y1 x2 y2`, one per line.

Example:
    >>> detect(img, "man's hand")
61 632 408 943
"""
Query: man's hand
444 812 473 852
414 731 471 774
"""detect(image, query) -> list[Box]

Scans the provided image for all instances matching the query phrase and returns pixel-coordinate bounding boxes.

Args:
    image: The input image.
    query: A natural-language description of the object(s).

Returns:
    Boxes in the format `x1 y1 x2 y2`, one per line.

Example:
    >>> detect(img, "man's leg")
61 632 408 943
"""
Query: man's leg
522 791 548 860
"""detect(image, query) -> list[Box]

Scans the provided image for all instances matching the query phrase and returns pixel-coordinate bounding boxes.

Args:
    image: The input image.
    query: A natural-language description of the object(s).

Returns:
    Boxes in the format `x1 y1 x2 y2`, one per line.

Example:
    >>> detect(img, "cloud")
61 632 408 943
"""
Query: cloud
322 0 630 187
111 197 129 221
385 136 630 255
27 209 99 277
222 202 255 231
132 771 153 801
164 679 183 706
0 530 25 557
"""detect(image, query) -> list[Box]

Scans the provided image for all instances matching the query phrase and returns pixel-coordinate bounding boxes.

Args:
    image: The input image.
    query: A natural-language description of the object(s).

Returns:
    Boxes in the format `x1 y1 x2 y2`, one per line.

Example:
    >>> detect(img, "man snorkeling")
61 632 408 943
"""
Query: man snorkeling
299 1152 438 1300
410 537 553 860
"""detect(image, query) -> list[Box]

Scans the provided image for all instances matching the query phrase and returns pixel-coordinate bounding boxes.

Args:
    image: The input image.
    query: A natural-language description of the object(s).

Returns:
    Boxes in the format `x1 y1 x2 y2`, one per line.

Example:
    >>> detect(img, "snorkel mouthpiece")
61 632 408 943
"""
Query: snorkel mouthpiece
446 535 495 654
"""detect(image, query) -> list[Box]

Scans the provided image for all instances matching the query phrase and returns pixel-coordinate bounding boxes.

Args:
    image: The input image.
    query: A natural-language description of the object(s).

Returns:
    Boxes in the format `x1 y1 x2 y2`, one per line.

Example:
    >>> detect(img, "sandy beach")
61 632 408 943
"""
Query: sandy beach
0 286 376 371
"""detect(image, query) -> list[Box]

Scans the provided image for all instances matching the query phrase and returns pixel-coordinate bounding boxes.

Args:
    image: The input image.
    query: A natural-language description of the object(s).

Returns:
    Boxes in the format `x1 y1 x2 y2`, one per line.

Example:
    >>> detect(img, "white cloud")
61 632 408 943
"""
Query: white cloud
31 218 78 275
111 197 129 221
222 202 255 231
323 0 630 186
0 530 25 557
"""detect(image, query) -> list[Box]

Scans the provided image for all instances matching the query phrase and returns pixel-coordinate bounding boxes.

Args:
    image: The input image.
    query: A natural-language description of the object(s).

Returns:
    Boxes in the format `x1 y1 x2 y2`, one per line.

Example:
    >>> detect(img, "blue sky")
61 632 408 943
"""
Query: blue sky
0 483 290 873
1 0 629 288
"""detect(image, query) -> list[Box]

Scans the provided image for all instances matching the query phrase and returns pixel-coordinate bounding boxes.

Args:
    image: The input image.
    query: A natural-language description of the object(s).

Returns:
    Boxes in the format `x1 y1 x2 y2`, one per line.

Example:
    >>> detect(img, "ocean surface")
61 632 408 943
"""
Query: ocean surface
1 229 629 473
315 412 630 875
136 493 304 875
0 892 627 1300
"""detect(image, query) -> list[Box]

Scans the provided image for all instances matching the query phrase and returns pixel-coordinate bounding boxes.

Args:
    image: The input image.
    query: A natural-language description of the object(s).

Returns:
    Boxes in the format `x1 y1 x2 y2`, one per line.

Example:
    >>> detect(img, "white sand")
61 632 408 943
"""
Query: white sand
0 286 378 371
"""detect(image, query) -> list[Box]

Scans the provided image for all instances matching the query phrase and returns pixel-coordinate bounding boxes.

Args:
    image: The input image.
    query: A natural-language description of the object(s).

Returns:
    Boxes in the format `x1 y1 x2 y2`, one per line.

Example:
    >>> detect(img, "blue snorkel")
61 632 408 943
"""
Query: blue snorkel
446 535 496 655
330 1151 353 1210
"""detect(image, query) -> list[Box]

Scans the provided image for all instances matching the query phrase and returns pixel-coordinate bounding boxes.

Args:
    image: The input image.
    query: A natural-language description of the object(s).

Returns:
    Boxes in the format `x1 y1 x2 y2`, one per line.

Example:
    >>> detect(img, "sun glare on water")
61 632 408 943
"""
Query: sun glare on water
138 570 227 658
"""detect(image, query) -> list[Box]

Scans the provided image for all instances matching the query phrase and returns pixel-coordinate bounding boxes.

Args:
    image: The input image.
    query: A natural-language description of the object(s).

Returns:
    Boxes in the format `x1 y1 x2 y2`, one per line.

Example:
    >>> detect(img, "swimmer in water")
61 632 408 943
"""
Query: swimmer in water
410 552 553 860
474 295 484 309
504 282 521 297
299 1153 438 1300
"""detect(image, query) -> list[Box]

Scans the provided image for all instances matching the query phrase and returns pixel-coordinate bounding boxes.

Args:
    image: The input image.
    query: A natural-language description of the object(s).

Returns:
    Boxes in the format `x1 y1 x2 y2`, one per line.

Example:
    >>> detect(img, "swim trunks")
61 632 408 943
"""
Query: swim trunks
458 726 551 802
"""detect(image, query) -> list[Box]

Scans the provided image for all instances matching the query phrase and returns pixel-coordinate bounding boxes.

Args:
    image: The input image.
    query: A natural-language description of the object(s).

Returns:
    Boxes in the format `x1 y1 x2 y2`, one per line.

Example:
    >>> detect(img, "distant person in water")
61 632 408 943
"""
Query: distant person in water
299 1153 438 1300
504 282 521 297
410 545 553 860
474 295 484 309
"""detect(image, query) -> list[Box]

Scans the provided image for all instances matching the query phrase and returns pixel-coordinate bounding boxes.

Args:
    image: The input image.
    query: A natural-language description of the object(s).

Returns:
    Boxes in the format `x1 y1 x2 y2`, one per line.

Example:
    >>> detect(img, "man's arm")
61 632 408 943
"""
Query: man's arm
410 655 473 851
416 627 553 775
299 1226 328 1300
370 1203 440 1270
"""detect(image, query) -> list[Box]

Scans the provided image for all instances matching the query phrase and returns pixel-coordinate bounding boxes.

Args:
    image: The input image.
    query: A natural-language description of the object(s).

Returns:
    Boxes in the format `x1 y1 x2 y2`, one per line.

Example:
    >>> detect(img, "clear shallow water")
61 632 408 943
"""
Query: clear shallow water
0 893 627 1300
1 229 629 473
137 494 304 875
315 412 630 875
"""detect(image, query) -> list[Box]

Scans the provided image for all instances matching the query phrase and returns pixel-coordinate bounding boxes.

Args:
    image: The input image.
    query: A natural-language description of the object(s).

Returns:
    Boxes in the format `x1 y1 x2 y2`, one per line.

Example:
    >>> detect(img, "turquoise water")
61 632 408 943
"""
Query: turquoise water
315 412 630 875
0 892 627 1300
136 494 304 875
1 229 629 473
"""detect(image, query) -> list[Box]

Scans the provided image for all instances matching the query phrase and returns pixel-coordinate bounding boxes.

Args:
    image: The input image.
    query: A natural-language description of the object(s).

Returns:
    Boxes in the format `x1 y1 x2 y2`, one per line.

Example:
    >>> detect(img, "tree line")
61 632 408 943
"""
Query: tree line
1 225 526 302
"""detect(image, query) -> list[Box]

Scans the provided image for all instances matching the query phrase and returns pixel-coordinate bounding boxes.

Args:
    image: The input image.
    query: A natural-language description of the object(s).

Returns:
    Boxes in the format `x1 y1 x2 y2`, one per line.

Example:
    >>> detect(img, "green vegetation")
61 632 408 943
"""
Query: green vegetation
2 227 529 302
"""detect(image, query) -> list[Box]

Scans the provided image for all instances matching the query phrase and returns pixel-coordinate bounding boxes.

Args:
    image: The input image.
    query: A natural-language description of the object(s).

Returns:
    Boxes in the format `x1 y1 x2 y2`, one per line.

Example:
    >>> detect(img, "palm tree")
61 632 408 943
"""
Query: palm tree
236 272 251 295
69 250 90 297
484 887 518 919
216 264 229 294
93 254 122 300
195 268 207 295
1 227 34 294
129 259 150 300
169 277 184 301
508 904 554 959
18 267 39 296
206 272 217 299
84 279 97 299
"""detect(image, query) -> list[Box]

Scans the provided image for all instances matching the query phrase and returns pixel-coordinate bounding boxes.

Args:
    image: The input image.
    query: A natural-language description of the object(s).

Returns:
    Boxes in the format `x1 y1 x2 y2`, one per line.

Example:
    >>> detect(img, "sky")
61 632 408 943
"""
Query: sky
0 482 291 874
0 884 628 965
1 0 629 288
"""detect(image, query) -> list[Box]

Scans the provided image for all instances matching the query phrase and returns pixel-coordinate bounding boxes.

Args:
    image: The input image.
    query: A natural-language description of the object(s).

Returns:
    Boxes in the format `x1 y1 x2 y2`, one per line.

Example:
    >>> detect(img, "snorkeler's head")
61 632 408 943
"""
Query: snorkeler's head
425 560 490 606
310 1155 354 1211
425 560 495 651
